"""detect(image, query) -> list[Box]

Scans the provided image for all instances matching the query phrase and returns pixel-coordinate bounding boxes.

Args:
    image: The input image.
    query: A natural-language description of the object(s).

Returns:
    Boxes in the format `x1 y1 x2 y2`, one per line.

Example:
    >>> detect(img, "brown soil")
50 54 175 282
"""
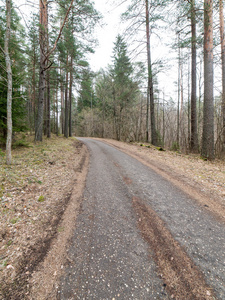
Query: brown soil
133 196 215 299
97 139 225 223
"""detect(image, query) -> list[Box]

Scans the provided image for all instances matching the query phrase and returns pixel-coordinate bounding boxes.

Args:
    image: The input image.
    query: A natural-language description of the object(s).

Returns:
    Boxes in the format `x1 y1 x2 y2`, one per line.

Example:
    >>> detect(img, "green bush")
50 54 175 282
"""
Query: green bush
12 140 30 148
171 142 180 151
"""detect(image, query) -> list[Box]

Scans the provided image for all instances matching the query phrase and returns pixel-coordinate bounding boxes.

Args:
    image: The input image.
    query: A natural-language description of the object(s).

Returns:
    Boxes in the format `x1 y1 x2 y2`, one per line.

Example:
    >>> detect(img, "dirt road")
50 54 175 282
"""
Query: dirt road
58 138 225 299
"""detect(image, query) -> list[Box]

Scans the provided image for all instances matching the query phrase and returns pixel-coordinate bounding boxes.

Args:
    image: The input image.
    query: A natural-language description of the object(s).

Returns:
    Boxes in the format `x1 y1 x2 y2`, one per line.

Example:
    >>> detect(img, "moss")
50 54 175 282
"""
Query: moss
1 260 8 267
7 240 12 246
0 185 4 198
156 147 165 151
38 195 45 202
200 156 208 161
10 218 20 224
57 226 64 232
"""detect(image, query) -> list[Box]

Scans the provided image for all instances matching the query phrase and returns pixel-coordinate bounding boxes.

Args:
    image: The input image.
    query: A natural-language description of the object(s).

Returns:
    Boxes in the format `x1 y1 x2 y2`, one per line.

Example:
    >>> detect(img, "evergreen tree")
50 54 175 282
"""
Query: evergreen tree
77 67 95 113
110 35 137 140
0 2 27 146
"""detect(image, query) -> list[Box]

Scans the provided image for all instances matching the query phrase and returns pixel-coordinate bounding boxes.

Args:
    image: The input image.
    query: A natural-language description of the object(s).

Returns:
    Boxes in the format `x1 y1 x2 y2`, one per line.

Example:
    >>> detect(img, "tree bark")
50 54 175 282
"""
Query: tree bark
5 0 12 165
177 34 180 147
36 0 48 141
35 0 74 141
69 56 73 137
219 0 225 154
46 9 51 139
64 54 69 138
145 0 157 145
190 0 199 152
201 0 214 159
46 69 51 138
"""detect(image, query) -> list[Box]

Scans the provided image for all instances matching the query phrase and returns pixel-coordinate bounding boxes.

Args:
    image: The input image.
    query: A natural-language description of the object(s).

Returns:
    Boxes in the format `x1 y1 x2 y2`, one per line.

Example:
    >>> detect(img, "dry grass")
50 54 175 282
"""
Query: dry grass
0 134 88 298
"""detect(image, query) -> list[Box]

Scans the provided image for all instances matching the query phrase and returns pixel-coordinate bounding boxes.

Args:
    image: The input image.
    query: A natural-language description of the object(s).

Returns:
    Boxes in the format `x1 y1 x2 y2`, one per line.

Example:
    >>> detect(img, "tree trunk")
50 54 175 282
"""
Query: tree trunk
146 83 150 142
188 57 191 148
46 12 51 138
201 0 214 159
219 0 225 154
177 34 180 147
64 54 69 138
190 0 199 152
36 0 48 141
46 69 51 138
60 60 65 135
32 44 36 134
69 56 73 137
55 79 59 136
145 0 157 145
5 0 12 165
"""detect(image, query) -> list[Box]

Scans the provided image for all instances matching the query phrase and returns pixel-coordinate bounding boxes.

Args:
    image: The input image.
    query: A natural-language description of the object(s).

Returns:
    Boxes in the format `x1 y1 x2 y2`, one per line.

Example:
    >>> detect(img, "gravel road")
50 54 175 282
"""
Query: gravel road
58 138 225 299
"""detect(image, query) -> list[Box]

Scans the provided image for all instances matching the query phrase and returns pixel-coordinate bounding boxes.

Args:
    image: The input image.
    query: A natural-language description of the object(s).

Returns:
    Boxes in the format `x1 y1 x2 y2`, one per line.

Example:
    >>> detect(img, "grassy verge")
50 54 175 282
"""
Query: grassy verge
0 134 85 298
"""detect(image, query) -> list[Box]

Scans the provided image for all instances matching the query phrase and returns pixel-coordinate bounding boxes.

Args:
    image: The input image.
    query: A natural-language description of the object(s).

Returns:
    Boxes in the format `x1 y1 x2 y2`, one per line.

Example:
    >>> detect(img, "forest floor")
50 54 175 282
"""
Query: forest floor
0 135 224 299
0 134 89 299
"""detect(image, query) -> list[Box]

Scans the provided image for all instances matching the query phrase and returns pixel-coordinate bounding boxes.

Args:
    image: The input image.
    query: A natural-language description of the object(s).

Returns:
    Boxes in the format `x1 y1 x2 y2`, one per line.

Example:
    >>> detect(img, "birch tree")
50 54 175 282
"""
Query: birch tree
5 0 12 164
219 0 225 154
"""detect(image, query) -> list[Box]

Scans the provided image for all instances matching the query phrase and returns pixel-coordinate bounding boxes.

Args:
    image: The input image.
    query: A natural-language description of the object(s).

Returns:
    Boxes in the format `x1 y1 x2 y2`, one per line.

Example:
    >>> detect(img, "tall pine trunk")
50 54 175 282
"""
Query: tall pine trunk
201 0 214 159
5 0 12 165
69 56 73 137
46 70 51 138
36 0 48 141
190 0 199 152
64 54 69 138
145 0 157 145
219 0 225 154
46 15 51 139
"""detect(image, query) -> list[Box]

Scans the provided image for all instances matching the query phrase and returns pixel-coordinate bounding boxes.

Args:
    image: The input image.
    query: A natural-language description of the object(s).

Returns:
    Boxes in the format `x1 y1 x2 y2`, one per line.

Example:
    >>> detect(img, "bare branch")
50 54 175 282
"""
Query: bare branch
44 0 74 63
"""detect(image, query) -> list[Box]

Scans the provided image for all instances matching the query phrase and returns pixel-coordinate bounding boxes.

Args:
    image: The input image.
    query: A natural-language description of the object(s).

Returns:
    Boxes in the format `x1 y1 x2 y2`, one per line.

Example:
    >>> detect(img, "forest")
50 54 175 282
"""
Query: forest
1 0 225 163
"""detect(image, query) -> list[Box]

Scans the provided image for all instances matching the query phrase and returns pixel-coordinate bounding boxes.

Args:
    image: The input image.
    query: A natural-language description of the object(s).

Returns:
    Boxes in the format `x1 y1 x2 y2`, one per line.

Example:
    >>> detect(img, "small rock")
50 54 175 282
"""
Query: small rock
7 265 14 270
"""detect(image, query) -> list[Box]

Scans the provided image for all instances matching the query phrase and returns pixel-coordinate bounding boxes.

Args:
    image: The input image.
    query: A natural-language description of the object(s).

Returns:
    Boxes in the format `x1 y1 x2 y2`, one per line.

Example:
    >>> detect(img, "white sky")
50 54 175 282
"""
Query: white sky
88 0 128 71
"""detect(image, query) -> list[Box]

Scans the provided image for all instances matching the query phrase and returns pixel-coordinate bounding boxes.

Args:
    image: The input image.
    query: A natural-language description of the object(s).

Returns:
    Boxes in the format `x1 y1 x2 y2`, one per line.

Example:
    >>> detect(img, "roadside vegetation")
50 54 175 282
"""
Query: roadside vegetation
0 134 86 298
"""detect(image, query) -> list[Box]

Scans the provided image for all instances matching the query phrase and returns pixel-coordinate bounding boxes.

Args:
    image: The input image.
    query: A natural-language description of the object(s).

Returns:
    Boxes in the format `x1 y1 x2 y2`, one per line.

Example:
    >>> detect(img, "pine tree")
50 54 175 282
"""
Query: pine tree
190 0 199 153
201 0 214 159
110 35 136 140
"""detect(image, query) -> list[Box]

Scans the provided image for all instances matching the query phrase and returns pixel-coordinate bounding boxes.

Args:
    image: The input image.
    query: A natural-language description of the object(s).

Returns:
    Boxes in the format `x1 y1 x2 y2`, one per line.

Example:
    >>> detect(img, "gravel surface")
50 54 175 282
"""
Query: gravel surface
58 138 225 299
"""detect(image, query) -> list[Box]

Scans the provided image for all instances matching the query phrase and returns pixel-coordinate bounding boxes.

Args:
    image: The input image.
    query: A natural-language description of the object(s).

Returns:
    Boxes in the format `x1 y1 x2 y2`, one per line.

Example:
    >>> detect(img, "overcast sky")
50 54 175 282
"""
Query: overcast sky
88 0 128 71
